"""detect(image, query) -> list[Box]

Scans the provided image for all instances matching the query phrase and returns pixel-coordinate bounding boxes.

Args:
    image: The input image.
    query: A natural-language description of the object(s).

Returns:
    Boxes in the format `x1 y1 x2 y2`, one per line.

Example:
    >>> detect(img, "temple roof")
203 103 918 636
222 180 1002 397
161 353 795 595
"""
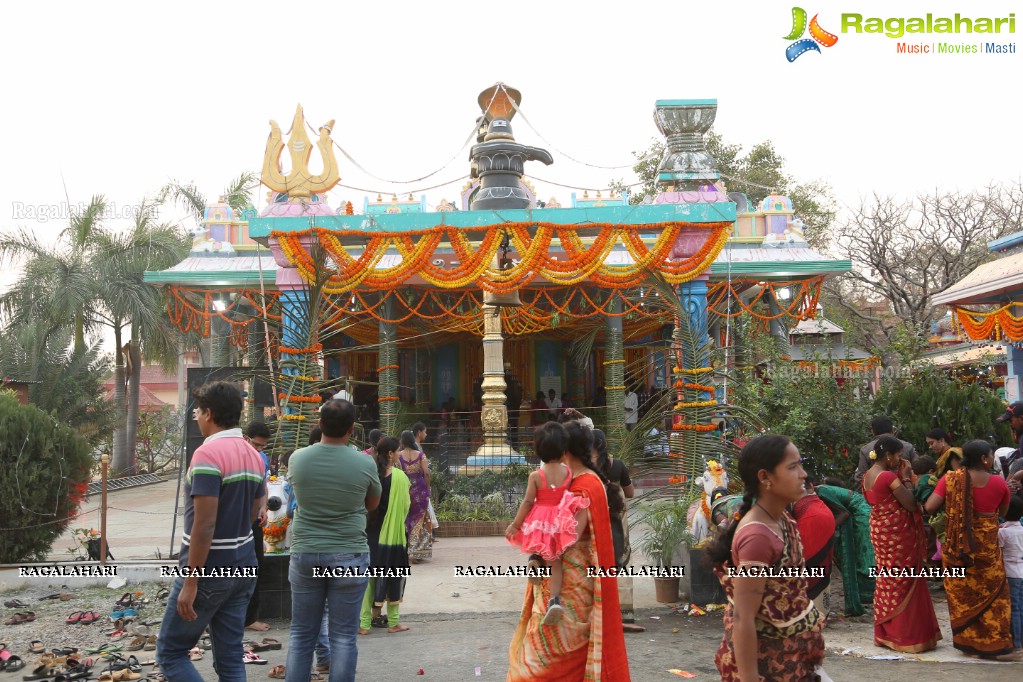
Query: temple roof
144 244 846 286
789 317 845 336
931 249 1023 306
918 343 1006 368
786 344 872 361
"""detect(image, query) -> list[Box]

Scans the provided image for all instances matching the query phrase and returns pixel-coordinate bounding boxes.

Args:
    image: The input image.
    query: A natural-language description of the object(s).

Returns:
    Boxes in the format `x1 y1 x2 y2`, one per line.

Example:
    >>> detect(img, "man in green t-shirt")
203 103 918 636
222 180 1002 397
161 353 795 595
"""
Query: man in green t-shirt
286 399 381 682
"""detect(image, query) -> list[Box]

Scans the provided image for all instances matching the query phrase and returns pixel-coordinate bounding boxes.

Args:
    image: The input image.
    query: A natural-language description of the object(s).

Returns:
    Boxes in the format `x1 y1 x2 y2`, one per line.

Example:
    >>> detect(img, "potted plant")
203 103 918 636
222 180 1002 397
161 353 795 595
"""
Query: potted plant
634 500 693 603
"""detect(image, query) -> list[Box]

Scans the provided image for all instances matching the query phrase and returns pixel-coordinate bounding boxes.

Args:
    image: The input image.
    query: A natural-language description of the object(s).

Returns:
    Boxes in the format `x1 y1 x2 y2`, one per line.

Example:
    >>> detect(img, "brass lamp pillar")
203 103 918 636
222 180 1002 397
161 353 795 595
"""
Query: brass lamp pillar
476 304 517 457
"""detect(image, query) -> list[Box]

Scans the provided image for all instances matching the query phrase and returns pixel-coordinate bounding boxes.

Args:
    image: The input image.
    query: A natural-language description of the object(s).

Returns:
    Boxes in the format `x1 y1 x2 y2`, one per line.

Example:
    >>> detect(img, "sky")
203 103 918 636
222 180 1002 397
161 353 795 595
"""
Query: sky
0 0 1020 283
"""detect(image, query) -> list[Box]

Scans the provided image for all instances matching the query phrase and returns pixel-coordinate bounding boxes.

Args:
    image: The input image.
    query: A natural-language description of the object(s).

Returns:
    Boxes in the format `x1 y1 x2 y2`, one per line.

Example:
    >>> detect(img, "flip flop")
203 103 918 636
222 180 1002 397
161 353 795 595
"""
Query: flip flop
29 641 45 654
114 594 133 608
3 599 29 608
187 648 203 662
143 637 156 652
268 666 286 680
80 612 102 625
260 637 281 650
125 637 146 652
198 635 212 650
154 588 169 601
4 655 26 672
65 612 86 625
242 652 268 665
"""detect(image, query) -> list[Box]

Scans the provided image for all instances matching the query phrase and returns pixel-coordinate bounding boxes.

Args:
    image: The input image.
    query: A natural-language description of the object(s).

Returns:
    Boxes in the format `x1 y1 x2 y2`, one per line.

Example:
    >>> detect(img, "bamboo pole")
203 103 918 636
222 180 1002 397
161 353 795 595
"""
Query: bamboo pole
100 454 109 566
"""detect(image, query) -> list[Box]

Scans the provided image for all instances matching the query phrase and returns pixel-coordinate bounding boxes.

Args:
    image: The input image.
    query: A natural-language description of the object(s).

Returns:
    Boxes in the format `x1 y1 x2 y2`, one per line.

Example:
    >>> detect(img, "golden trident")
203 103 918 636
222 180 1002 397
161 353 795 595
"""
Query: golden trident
261 104 340 201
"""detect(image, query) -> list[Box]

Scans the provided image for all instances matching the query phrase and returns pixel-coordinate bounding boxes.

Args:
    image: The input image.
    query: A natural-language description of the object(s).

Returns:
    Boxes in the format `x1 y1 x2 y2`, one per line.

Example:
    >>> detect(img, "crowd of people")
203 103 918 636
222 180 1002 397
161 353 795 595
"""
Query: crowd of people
158 377 1023 681
709 407 1023 680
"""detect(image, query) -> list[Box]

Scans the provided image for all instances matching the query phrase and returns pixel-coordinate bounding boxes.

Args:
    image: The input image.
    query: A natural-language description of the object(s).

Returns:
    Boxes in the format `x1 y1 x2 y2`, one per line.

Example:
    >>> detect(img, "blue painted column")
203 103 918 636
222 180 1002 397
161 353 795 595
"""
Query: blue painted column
280 287 310 378
679 278 710 379
1006 343 1023 403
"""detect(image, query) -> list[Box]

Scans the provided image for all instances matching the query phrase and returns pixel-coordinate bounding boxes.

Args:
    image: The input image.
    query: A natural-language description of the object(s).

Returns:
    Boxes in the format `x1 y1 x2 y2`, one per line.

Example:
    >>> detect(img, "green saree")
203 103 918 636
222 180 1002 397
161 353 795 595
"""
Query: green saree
816 484 876 616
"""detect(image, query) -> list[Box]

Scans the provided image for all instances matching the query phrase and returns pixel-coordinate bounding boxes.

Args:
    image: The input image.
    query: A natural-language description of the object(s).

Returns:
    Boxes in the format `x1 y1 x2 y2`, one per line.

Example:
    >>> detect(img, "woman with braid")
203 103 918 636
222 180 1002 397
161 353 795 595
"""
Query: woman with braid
708 435 827 681
507 420 631 680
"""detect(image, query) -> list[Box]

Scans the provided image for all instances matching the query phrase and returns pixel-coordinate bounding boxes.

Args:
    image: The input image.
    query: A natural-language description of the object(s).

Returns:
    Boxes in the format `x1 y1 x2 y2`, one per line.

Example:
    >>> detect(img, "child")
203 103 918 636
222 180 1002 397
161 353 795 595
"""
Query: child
912 456 940 566
912 456 938 505
505 421 589 626
999 496 1023 649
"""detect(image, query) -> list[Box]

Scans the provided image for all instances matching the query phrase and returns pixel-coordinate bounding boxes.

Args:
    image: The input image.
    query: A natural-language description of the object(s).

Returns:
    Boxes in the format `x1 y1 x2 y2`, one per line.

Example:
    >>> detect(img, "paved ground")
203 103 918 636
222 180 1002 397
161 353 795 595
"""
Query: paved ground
1 478 1018 680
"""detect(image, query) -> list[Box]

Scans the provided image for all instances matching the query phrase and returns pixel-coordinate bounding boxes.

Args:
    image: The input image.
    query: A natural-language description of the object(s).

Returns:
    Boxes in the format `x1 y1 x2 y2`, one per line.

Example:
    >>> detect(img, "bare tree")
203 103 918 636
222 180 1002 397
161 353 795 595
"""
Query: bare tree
826 183 1023 346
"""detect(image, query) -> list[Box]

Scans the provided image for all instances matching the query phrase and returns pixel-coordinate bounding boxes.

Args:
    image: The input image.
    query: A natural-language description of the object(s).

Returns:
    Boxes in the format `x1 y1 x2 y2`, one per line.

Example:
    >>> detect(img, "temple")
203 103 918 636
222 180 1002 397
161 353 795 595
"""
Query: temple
144 85 851 470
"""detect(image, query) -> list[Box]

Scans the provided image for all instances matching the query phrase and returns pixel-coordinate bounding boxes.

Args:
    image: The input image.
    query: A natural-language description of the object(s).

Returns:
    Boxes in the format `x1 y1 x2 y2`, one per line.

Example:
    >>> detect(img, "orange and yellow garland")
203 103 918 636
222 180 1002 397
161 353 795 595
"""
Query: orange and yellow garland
272 221 731 295
954 303 1023 342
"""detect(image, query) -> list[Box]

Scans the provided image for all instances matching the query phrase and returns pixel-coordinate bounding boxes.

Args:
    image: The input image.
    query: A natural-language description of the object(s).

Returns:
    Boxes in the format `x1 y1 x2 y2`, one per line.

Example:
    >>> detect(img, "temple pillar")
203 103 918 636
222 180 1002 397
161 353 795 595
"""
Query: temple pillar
379 296 398 435
679 278 711 379
1007 344 1023 403
767 291 791 356
476 305 515 456
604 292 626 433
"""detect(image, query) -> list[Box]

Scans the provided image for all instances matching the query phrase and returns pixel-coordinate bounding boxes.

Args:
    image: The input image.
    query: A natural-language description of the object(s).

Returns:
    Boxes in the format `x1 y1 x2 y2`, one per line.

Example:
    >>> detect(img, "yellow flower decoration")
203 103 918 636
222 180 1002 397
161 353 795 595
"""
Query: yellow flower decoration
869 450 877 460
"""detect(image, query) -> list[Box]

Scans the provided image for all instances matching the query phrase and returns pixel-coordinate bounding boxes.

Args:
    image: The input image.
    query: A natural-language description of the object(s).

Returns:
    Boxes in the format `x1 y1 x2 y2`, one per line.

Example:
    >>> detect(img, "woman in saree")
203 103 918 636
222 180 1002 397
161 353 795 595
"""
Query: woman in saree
925 439 1023 660
708 435 827 681
862 435 941 652
816 478 875 616
360 436 412 634
507 420 631 681
398 430 432 562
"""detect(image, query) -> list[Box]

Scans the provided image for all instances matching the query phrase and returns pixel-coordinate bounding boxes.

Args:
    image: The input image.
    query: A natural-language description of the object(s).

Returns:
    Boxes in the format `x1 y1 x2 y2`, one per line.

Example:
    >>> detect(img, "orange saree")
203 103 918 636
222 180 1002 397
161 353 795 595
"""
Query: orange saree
943 469 1013 657
507 471 630 681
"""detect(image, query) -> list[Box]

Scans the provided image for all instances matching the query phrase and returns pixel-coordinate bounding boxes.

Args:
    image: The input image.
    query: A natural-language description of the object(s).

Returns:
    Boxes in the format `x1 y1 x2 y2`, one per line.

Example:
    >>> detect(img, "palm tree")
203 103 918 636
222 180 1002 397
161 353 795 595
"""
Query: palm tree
0 195 108 354
93 201 191 474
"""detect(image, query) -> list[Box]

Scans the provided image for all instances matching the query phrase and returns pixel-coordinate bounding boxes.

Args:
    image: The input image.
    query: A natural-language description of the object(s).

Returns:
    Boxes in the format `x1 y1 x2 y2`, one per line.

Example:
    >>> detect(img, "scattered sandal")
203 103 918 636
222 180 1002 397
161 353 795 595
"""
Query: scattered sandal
3 599 29 608
29 641 45 654
242 651 268 665
268 665 286 679
187 648 203 662
65 612 87 625
79 612 102 625
143 637 156 652
3 611 35 625
126 636 147 652
198 635 212 650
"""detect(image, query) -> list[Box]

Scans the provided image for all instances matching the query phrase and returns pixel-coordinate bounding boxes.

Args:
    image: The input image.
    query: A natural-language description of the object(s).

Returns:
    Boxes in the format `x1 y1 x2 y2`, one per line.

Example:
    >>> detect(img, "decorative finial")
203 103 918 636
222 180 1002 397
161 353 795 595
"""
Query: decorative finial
376 194 383 202
408 193 415 201
583 190 589 199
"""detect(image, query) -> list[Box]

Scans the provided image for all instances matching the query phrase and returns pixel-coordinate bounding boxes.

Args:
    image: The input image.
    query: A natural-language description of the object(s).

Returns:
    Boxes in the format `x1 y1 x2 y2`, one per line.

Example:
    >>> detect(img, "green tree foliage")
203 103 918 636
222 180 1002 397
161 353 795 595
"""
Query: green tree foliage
873 368 1012 451
0 391 94 563
612 135 836 248
0 322 115 447
727 317 874 483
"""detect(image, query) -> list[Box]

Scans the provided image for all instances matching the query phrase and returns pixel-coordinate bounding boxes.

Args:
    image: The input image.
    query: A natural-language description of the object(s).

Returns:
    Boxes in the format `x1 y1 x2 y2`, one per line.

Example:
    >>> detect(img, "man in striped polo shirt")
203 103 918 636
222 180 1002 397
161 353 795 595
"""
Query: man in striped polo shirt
157 381 266 681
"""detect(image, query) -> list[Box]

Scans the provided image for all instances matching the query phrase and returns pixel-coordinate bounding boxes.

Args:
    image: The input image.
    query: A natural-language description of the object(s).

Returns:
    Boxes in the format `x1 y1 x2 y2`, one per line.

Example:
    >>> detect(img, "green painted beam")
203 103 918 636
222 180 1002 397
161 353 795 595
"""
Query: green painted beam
143 270 270 285
708 259 851 276
245 203 737 239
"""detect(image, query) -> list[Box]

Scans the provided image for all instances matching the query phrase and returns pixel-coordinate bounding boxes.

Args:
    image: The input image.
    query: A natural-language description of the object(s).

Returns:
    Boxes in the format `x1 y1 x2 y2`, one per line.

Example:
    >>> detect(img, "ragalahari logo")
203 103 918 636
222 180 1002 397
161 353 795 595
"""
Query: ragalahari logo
784 7 839 61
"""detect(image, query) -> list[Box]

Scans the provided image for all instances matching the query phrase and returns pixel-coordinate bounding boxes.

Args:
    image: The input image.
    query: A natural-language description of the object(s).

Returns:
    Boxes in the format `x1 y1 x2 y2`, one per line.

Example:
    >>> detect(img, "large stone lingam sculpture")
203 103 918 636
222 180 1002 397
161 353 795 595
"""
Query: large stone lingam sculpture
470 83 553 210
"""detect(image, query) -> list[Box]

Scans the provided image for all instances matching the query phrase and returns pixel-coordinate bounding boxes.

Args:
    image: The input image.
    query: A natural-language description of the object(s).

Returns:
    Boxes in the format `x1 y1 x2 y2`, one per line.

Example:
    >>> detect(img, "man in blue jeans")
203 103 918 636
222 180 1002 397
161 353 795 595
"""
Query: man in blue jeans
156 381 266 681
287 399 381 682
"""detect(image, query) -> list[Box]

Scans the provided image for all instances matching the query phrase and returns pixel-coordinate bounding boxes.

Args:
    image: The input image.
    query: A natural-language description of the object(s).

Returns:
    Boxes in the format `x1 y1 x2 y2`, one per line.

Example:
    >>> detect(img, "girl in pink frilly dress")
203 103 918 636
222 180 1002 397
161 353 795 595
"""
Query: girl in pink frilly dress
506 421 590 625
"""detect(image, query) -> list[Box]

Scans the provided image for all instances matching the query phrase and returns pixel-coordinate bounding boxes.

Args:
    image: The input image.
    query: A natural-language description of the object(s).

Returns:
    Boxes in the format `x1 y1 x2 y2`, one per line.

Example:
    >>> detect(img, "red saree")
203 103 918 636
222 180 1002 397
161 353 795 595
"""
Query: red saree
943 469 1013 657
864 470 941 652
714 514 825 681
507 471 630 681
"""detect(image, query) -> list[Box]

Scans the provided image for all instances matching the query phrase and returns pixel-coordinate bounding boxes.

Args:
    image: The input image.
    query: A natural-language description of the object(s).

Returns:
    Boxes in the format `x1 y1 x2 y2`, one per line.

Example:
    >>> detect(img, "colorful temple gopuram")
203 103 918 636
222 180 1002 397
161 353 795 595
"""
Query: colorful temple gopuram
145 84 851 468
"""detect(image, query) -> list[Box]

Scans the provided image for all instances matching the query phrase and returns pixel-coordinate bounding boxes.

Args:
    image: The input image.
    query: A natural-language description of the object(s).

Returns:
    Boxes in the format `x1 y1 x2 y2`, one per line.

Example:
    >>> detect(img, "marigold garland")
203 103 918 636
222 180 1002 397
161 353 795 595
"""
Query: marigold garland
673 366 713 375
278 393 322 403
281 374 319 382
282 414 307 421
377 365 400 372
672 423 718 432
378 396 399 402
605 385 627 391
668 475 687 485
676 382 715 393
279 343 323 354
675 399 718 409
602 359 625 365
271 221 731 295
953 303 1023 342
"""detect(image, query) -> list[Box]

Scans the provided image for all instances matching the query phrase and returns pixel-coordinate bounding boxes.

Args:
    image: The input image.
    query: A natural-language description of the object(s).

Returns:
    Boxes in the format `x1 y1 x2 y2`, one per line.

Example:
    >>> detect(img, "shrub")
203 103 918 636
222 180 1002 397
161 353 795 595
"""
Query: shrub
0 392 94 562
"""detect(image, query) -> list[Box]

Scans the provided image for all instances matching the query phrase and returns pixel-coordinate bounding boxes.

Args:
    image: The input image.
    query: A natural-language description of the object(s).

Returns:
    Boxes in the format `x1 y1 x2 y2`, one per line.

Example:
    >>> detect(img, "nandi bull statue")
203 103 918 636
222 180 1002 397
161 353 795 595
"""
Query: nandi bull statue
686 456 730 546
262 476 291 553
